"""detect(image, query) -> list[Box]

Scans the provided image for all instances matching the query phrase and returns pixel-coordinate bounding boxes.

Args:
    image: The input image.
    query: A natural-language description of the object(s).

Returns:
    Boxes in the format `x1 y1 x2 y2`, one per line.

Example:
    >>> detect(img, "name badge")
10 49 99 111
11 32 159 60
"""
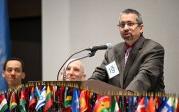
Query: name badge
105 61 119 79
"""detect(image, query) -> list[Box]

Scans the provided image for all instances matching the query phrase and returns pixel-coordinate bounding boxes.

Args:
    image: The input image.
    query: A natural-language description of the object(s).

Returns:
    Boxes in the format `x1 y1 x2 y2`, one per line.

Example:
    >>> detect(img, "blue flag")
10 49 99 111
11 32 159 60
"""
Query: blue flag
72 88 80 112
158 97 174 112
0 0 11 91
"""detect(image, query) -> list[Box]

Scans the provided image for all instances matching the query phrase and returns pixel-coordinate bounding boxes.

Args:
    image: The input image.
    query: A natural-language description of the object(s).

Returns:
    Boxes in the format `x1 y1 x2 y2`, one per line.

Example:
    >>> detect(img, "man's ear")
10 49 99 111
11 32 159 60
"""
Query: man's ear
82 73 86 80
139 24 144 33
22 72 25 79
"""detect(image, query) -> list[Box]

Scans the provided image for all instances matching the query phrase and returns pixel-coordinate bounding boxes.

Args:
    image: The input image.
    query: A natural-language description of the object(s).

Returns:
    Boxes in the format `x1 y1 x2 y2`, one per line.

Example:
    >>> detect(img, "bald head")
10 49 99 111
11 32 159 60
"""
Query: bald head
63 60 86 81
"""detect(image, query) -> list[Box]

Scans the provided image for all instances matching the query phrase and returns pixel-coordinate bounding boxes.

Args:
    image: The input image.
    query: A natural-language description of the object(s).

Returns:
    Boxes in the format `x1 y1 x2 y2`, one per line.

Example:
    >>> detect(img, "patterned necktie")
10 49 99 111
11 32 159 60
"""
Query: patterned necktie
124 47 132 65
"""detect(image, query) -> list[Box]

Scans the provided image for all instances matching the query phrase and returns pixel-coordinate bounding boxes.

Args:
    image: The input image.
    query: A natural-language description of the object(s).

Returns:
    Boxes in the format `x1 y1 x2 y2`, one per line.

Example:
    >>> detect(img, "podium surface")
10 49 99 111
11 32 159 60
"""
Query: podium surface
81 80 129 95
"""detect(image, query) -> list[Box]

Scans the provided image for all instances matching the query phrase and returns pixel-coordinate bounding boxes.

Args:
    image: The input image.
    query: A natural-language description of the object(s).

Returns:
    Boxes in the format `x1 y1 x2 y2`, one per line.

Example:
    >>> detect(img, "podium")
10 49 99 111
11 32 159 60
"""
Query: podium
81 80 129 95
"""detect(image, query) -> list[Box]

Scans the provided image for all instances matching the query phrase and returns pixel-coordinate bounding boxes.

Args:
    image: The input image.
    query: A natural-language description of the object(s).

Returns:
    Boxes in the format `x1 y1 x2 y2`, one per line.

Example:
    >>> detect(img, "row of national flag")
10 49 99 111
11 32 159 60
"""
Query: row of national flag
0 85 179 112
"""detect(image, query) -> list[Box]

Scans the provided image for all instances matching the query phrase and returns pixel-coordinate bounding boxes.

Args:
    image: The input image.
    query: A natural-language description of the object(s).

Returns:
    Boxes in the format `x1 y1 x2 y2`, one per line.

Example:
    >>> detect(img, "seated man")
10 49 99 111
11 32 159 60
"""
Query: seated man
59 59 86 81
2 57 25 89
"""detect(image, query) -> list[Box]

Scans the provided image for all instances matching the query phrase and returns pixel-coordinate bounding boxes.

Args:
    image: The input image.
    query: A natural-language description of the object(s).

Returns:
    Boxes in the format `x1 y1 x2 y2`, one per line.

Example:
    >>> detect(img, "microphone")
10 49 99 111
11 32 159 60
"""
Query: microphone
57 43 112 80
86 43 112 52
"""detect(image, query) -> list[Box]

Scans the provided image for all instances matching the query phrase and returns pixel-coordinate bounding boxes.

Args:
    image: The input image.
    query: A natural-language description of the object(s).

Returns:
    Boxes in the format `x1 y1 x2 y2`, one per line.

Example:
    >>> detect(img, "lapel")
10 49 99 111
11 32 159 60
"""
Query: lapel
123 36 145 86
115 43 126 88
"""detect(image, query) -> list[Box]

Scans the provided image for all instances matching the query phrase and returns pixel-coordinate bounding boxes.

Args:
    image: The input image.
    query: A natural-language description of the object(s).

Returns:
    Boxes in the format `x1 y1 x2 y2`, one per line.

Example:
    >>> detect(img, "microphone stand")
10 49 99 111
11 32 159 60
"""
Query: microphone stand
57 49 96 80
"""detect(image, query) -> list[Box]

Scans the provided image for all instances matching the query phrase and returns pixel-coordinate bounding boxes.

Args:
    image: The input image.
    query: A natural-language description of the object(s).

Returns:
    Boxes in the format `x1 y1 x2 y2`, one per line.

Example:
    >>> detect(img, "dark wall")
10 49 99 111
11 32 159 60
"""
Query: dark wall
8 0 42 82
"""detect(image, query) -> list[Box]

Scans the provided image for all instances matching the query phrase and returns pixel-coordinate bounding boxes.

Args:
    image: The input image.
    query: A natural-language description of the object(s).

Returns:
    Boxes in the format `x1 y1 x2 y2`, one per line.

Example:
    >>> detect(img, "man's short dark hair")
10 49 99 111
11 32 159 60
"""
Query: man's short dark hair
3 57 24 72
121 8 143 25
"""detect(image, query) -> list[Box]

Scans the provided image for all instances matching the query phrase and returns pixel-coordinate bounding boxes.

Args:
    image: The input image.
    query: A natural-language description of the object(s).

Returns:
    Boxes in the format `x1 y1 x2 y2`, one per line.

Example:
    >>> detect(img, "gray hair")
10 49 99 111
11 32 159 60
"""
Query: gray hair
120 8 143 25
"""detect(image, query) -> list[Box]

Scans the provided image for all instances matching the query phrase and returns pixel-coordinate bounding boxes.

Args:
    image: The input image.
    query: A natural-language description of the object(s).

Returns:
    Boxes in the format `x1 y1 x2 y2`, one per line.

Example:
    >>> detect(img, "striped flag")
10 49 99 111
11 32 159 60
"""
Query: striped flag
19 88 27 112
0 0 11 92
0 93 8 112
10 91 17 111
64 87 72 108
44 85 53 112
110 96 119 112
29 86 37 110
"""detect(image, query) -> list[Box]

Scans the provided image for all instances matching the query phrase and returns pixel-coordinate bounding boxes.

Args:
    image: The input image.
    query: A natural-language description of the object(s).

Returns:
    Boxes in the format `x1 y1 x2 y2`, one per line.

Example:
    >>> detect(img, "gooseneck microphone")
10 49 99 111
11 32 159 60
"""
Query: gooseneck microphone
86 43 112 57
86 43 112 52
56 43 112 80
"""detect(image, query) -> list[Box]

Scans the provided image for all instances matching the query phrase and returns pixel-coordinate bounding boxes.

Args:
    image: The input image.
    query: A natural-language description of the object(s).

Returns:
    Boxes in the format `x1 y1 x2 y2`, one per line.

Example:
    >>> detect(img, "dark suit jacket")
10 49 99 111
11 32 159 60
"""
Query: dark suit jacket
90 36 165 92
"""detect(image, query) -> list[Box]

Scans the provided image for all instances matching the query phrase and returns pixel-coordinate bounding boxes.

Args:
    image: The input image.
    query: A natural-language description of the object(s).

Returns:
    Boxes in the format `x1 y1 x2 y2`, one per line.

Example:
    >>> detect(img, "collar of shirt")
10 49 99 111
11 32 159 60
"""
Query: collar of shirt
124 37 141 52
124 42 134 53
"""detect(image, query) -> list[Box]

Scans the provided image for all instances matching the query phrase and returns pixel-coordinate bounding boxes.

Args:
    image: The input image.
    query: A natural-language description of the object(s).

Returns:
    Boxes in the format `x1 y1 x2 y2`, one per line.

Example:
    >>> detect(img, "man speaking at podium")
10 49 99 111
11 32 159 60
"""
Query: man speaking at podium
90 9 165 92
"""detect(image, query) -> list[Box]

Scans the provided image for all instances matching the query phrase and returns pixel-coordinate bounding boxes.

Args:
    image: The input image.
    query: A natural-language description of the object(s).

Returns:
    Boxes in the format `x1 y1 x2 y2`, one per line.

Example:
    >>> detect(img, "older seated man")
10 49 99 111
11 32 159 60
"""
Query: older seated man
59 59 86 81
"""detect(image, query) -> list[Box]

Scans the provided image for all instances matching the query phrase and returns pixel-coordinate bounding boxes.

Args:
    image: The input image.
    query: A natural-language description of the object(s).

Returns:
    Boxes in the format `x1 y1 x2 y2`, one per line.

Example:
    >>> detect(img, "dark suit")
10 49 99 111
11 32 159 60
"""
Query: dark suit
90 36 165 92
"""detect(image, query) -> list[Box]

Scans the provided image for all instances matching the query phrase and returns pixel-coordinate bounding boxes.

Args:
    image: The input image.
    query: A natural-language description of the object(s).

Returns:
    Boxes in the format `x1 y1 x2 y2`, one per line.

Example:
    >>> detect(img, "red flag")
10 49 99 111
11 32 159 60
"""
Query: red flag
80 90 90 112
29 86 37 110
56 86 65 112
19 88 28 112
136 97 146 112
146 96 155 112
44 85 53 112
177 98 179 112
94 96 111 112
154 96 161 110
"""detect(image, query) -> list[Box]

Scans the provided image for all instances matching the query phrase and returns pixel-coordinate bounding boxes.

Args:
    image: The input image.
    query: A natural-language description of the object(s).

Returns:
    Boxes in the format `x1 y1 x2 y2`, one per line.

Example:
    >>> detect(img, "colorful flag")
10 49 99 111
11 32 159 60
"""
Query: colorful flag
118 96 123 112
173 96 178 112
0 0 11 92
136 96 146 112
19 88 27 112
110 96 119 112
64 87 72 108
54 85 65 111
35 86 46 111
94 96 111 112
176 97 179 112
29 86 37 110
89 92 97 111
80 90 90 112
146 96 155 112
133 96 139 111
124 95 130 112
127 95 136 112
72 88 80 112
44 85 53 112
155 95 162 111
10 91 17 111
158 97 174 112
0 93 8 112
52 85 57 104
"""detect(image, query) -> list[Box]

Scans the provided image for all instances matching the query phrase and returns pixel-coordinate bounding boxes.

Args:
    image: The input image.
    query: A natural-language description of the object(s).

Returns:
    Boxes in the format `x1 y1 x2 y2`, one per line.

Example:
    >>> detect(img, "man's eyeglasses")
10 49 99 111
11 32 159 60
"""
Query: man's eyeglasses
117 22 139 28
